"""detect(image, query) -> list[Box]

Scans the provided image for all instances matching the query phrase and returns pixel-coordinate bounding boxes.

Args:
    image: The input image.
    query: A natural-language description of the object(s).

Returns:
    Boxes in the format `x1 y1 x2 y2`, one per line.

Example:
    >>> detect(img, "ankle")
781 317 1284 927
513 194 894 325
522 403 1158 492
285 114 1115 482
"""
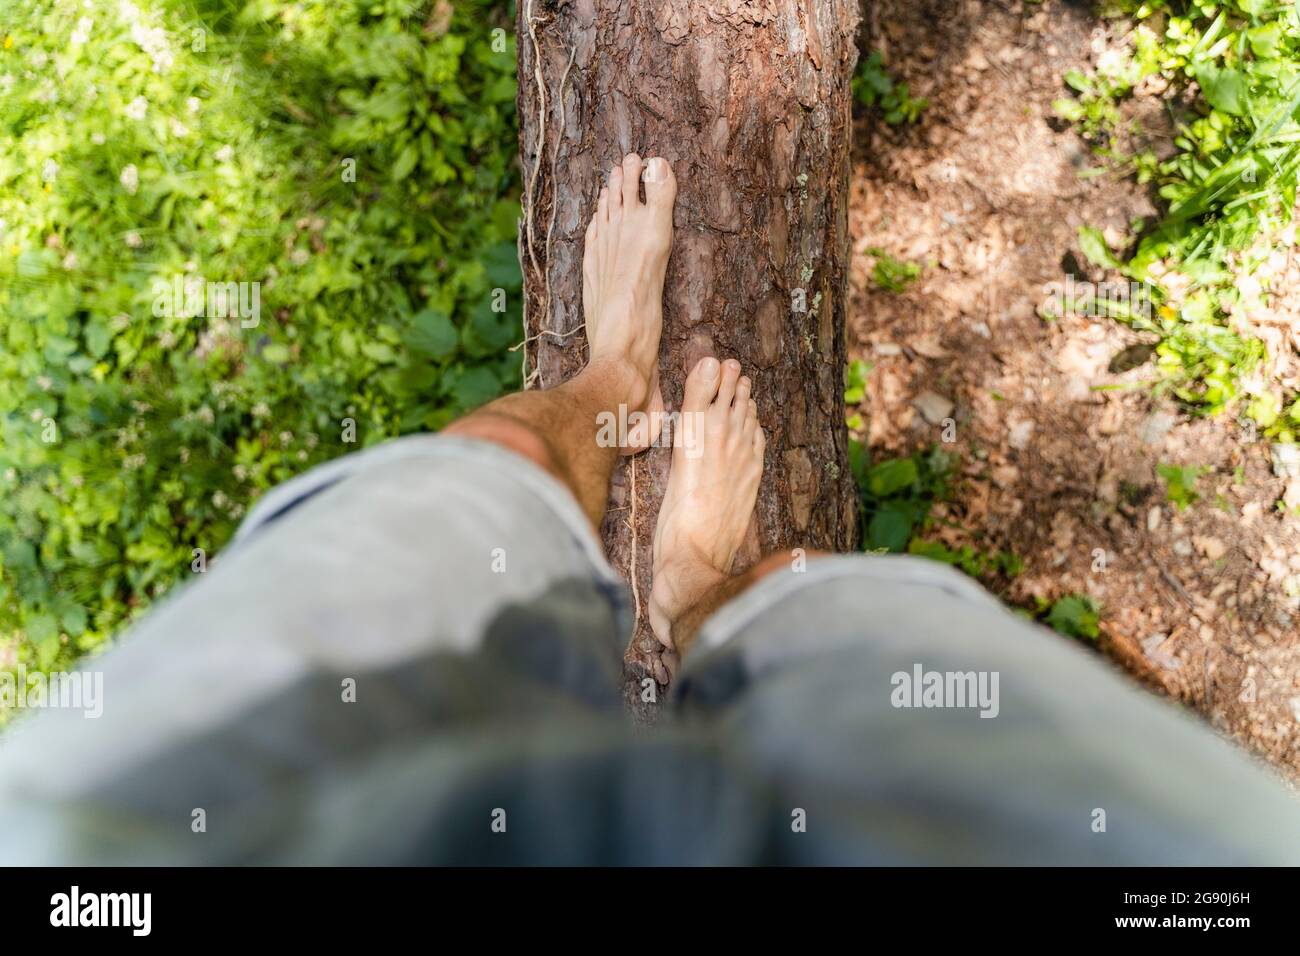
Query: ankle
656 560 734 658
654 549 729 607
583 355 652 413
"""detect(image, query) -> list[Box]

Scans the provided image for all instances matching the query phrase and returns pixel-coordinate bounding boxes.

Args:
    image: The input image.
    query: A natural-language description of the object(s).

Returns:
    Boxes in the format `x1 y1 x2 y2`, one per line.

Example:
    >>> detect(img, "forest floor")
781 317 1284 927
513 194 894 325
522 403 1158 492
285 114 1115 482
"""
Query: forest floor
849 0 1300 782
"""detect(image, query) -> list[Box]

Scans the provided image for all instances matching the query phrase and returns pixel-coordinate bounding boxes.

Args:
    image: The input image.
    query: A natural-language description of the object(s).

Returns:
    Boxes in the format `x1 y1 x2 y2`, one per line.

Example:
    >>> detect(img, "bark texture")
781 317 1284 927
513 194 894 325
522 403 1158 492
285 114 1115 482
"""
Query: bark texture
516 0 860 710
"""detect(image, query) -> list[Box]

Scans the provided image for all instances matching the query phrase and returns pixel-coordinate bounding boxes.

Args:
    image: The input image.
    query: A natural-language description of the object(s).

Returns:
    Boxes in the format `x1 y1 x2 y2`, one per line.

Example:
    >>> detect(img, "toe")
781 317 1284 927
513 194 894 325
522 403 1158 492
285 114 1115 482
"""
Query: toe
742 398 758 438
608 165 623 215
621 153 643 206
643 157 677 209
682 356 721 413
752 425 766 457
596 186 608 223
715 359 741 409
732 376 751 423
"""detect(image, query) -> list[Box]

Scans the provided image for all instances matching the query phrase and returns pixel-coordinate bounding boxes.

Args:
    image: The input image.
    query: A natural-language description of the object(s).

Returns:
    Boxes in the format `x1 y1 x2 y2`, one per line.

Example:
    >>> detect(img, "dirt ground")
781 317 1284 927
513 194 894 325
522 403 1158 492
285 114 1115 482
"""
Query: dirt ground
850 0 1300 782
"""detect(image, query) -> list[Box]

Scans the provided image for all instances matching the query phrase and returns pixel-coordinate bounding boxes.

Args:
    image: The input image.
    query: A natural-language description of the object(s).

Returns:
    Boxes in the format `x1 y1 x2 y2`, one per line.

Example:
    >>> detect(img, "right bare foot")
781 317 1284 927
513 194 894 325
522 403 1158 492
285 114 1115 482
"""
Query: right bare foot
649 357 765 650
582 153 676 451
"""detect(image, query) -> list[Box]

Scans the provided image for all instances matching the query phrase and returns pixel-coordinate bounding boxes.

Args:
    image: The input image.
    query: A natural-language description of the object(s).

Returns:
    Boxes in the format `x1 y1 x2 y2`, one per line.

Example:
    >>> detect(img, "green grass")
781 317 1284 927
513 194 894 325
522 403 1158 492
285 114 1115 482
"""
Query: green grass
0 0 520 685
1056 0 1300 436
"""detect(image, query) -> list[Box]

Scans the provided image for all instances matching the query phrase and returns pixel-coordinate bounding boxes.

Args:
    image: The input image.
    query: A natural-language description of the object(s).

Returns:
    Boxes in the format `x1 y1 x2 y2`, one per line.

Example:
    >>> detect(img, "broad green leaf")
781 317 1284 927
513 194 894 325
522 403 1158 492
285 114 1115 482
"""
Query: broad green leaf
84 319 112 359
1247 23 1281 58
1196 65 1247 117
391 143 418 182
1045 596 1100 640
406 308 458 359
867 507 913 553
361 342 398 363
482 241 522 289
866 457 918 497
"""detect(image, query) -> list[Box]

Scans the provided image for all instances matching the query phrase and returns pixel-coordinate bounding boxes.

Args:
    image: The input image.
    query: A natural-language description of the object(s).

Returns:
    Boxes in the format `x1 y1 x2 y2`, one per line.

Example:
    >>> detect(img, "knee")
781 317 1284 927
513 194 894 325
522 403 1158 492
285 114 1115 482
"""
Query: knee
749 548 830 582
445 412 561 477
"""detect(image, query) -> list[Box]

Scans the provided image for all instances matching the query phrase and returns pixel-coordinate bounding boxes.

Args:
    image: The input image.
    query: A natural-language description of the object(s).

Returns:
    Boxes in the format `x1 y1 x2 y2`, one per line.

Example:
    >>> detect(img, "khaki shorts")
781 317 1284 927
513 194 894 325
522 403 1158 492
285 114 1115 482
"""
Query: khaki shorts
0 435 1295 864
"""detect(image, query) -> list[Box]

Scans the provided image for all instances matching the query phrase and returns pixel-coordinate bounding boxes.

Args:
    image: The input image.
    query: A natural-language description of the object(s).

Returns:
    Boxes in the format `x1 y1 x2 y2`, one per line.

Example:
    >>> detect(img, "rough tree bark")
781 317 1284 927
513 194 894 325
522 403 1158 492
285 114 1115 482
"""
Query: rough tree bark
516 0 860 710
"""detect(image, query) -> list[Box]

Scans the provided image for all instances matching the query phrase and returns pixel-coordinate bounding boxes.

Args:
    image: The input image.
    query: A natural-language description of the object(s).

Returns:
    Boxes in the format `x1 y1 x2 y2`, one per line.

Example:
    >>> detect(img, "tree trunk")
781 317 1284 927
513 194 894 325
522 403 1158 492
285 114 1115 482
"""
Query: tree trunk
516 0 860 711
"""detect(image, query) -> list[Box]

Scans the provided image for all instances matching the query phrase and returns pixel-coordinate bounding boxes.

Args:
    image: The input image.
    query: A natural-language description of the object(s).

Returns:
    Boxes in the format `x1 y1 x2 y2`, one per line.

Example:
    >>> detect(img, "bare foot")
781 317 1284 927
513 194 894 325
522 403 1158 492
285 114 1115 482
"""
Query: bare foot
582 153 676 452
649 357 765 650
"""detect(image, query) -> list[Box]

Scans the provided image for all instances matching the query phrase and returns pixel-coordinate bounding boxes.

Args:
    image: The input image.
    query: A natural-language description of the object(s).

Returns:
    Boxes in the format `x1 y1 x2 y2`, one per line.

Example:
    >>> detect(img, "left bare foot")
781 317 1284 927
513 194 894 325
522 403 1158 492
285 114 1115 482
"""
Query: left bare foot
582 153 676 452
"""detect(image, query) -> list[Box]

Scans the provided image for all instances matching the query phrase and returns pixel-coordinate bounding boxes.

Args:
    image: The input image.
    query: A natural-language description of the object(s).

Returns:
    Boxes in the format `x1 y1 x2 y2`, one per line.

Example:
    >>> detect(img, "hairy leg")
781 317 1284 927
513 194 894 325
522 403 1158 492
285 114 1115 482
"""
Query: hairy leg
659 552 798 660
443 360 644 530
445 153 676 530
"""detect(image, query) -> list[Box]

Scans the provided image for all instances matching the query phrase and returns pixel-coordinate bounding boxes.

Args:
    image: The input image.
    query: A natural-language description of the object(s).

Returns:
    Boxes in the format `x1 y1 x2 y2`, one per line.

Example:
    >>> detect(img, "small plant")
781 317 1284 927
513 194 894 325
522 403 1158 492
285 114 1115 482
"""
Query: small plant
853 50 928 125
1052 68 1128 138
847 441 1020 579
1041 594 1102 641
849 442 952 553
867 248 923 293
1157 462 1209 511
1074 223 1266 415
844 359 871 430
1077 226 1124 272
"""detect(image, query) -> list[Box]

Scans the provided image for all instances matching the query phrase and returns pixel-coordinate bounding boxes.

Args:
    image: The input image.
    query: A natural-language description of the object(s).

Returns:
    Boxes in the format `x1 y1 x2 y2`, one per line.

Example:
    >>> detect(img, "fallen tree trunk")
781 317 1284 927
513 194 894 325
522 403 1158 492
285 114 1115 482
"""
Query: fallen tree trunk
517 0 860 709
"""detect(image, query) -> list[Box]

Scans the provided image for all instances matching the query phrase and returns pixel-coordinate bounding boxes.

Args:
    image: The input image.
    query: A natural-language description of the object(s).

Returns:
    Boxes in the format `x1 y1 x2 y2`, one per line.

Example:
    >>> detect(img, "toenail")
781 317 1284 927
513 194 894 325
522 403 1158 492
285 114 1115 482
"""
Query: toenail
726 359 740 371
699 357 719 377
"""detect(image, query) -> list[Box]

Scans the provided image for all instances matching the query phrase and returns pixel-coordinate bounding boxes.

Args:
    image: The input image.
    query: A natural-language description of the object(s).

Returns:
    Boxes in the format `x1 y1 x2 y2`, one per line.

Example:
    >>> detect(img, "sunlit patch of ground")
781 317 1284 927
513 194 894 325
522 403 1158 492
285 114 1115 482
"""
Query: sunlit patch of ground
848 0 1300 782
